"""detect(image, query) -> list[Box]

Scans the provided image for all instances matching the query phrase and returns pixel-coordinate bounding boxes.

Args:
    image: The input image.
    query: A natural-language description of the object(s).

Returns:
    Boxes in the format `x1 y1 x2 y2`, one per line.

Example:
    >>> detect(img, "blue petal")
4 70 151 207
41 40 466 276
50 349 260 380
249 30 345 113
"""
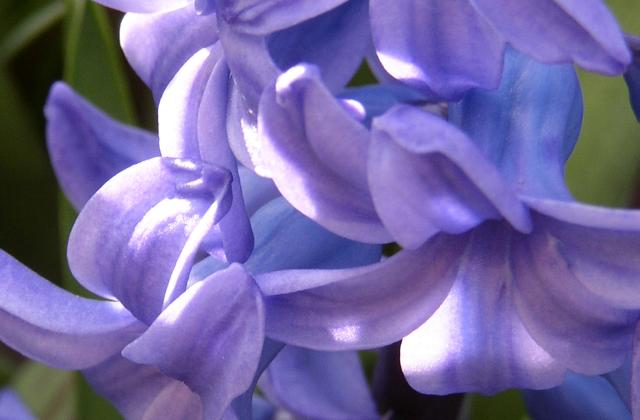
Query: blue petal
0 251 142 370
68 157 232 324
523 372 630 420
120 7 218 103
449 49 583 200
92 0 189 13
0 389 34 420
45 82 159 210
123 264 264 420
624 35 640 122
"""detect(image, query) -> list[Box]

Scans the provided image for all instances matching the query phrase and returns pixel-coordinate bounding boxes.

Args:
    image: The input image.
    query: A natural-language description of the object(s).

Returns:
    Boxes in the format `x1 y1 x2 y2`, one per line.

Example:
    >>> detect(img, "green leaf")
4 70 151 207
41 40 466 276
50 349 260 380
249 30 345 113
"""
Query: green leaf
12 362 77 420
466 390 530 420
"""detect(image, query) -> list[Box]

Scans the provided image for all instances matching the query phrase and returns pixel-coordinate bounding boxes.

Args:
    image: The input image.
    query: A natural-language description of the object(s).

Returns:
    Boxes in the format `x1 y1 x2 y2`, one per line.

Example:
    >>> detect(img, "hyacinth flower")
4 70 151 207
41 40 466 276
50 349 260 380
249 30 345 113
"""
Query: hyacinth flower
252 50 640 398
0 389 35 420
624 34 640 121
0 81 383 418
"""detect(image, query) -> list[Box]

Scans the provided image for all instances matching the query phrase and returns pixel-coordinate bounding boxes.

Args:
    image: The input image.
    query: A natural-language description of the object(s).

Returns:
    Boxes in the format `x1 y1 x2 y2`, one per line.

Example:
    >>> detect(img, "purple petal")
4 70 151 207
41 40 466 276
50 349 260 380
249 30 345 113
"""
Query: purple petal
218 0 349 35
0 251 142 370
238 166 279 217
259 64 390 243
624 35 640 122
122 264 264 420
511 212 637 375
471 0 630 74
67 157 232 324
0 389 34 420
45 82 159 210
92 0 189 13
370 105 531 249
258 233 466 350
449 49 583 200
84 355 203 420
120 7 218 103
400 223 565 395
370 0 505 99
260 346 378 419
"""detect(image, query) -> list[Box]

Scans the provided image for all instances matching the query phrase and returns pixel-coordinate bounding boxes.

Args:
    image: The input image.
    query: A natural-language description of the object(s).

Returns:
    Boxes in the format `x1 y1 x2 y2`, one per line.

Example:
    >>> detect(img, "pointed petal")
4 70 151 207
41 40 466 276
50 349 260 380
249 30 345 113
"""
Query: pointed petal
370 105 531 249
84 355 203 420
0 251 142 370
120 8 218 103
258 233 466 350
400 224 565 395
68 157 232 324
245 198 381 275
45 82 159 210
259 64 390 243
0 389 34 420
511 213 637 375
218 0 349 35
449 49 583 200
92 0 189 13
260 346 378 419
123 265 264 420
370 0 505 99
523 372 631 420
471 0 630 74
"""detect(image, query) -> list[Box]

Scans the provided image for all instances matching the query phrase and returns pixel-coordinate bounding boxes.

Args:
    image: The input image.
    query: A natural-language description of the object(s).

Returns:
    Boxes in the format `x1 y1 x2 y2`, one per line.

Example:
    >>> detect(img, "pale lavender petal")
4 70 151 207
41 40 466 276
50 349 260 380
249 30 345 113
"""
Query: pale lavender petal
123 264 264 420
218 0 349 35
511 212 637 375
84 355 203 420
370 0 505 99
45 82 159 210
68 157 232 324
449 49 582 200
120 8 218 103
400 223 565 395
260 346 378 419
259 64 390 243
471 0 630 74
370 105 531 249
524 198 640 310
93 0 189 13
0 251 142 370
0 389 34 420
258 233 466 350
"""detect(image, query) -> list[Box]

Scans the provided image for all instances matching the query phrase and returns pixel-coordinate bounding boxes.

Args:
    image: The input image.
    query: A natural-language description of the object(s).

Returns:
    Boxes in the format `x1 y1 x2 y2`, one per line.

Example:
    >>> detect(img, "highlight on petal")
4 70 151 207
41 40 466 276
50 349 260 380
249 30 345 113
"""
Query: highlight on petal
93 0 189 13
218 0 349 35
45 82 159 210
400 223 565 395
0 251 142 370
259 64 390 243
470 0 631 75
84 355 202 420
123 264 264 420
258 233 466 350
260 346 378 419
120 7 218 103
370 0 505 99
523 372 631 420
370 105 531 249
449 48 583 200
68 157 232 324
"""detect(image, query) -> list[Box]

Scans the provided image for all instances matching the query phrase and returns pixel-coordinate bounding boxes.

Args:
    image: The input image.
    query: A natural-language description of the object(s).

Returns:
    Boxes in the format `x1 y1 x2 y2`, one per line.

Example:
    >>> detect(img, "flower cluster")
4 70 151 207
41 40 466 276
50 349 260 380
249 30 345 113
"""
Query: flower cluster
2 0 640 419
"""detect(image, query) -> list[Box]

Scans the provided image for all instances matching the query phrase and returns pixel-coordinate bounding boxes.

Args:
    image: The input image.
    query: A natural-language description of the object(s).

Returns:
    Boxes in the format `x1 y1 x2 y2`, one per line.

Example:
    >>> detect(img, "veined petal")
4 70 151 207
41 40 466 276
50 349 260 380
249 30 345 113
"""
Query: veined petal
120 8 218 103
370 105 531 249
45 82 159 210
523 371 631 420
470 0 630 74
0 251 142 370
400 223 565 395
84 355 203 420
258 233 466 350
218 0 349 35
370 0 505 99
123 265 264 420
260 346 378 419
68 157 232 324
259 64 390 243
93 0 190 13
449 49 583 200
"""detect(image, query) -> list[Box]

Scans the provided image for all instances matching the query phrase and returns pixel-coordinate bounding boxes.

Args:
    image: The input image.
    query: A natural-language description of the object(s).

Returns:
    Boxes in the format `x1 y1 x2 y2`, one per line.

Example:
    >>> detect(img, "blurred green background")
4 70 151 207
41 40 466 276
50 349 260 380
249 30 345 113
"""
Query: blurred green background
0 0 638 418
